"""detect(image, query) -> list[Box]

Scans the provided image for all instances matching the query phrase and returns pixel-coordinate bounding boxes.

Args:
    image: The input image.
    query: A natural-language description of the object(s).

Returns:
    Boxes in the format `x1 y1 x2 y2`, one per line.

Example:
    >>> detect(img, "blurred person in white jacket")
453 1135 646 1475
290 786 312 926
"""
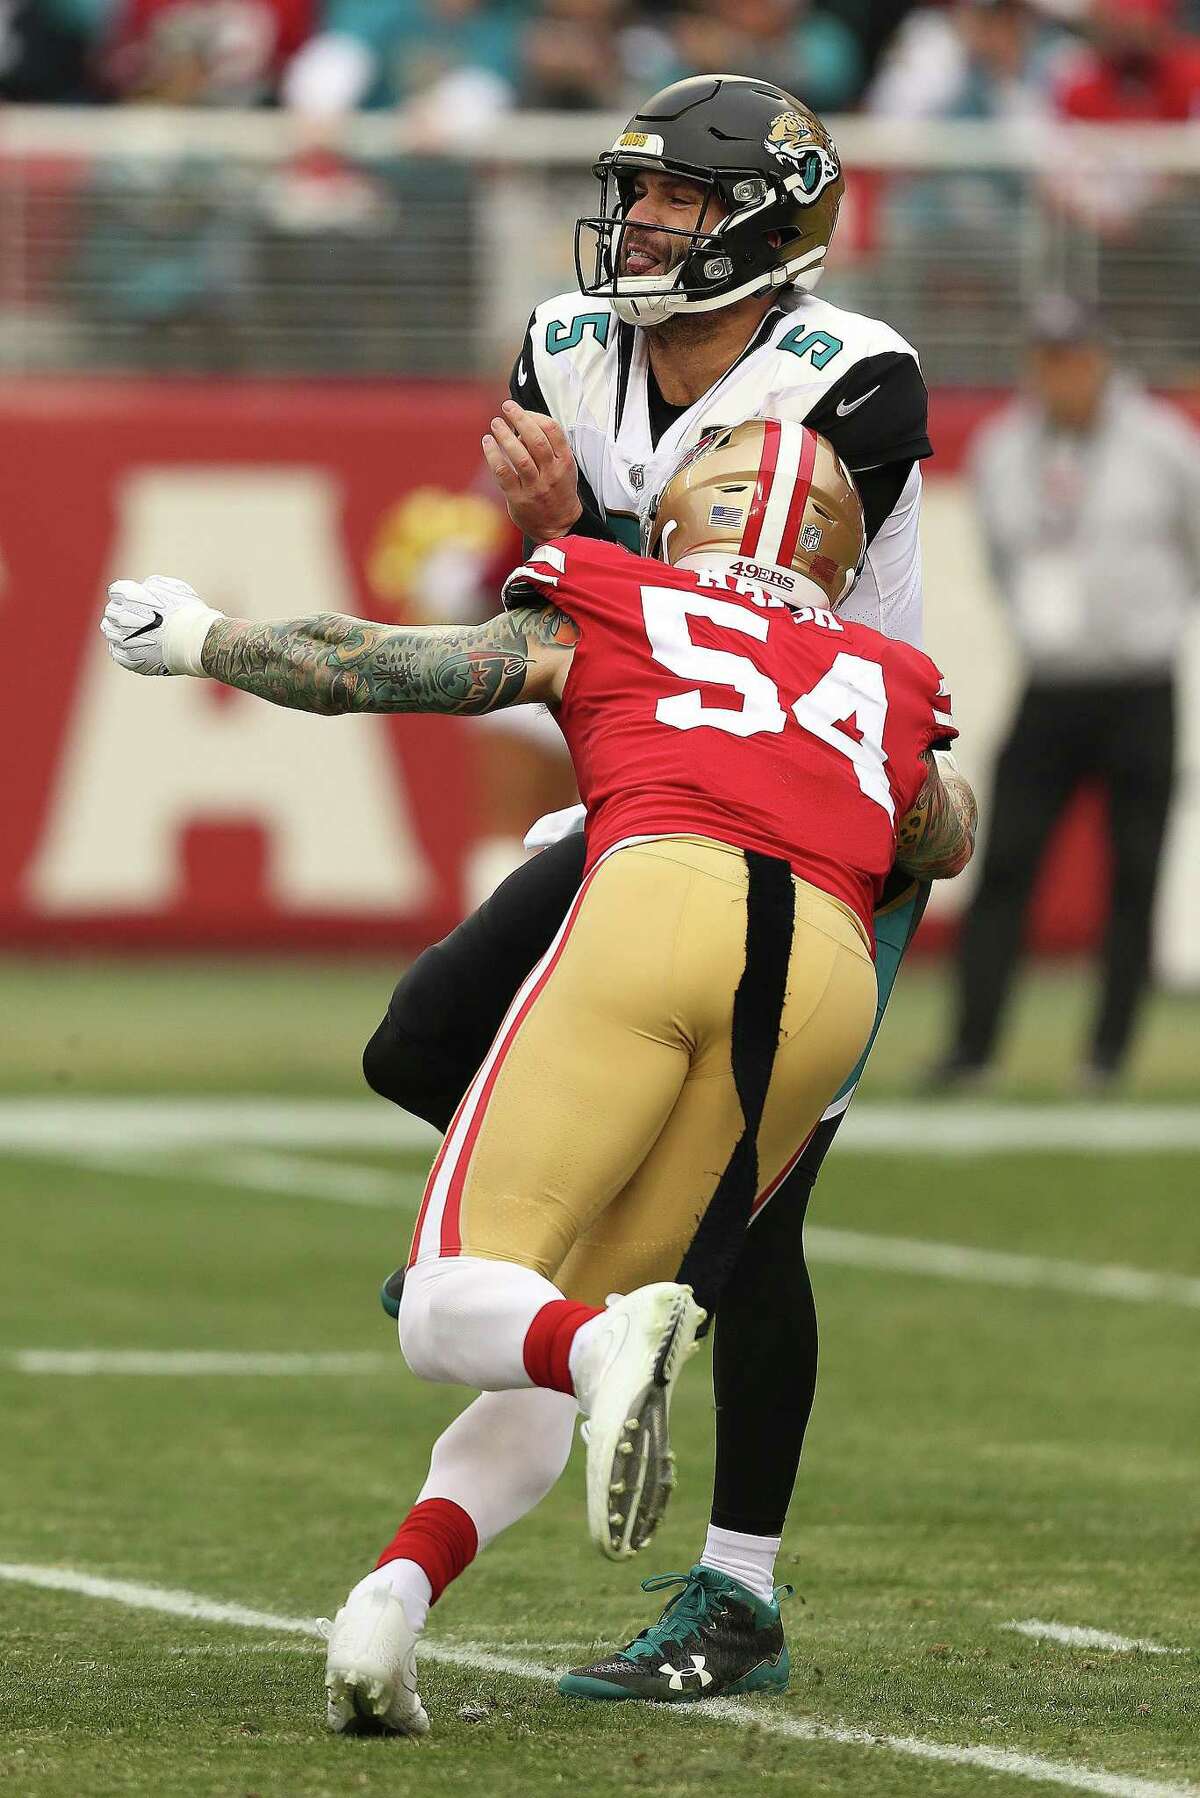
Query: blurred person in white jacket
937 294 1200 1087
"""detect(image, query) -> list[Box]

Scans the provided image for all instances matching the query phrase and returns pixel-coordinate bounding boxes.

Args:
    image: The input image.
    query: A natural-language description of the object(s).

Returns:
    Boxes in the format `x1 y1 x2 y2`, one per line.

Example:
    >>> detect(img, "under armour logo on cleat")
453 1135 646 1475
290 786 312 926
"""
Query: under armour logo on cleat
660 1655 712 1691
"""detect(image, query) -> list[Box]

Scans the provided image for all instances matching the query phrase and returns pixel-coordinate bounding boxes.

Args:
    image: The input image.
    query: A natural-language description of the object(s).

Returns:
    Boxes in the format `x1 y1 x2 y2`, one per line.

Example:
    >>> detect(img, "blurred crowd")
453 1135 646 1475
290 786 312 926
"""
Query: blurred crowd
3 0 1199 125
3 0 1199 387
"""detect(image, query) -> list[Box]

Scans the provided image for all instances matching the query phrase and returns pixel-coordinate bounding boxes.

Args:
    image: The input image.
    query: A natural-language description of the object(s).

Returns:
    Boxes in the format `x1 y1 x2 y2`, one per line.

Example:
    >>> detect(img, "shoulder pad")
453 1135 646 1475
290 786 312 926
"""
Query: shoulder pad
528 291 618 423
765 296 921 379
500 535 628 611
528 291 615 368
532 290 618 350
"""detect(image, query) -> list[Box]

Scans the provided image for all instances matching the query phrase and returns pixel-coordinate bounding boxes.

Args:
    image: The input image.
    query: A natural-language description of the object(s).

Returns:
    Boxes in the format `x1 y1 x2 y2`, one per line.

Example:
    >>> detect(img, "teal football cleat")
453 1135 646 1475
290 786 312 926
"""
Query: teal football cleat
380 1267 404 1319
558 1565 791 1702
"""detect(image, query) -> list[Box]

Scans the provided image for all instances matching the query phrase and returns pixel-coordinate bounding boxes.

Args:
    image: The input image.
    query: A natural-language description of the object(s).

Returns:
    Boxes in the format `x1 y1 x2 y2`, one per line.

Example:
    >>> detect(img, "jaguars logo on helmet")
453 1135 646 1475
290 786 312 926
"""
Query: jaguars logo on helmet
575 75 845 330
763 111 842 202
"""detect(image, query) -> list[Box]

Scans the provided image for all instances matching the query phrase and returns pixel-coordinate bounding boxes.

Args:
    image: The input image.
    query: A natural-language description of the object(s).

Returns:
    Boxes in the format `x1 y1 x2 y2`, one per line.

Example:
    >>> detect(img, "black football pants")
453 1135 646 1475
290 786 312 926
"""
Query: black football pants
950 678 1176 1073
365 836 913 1537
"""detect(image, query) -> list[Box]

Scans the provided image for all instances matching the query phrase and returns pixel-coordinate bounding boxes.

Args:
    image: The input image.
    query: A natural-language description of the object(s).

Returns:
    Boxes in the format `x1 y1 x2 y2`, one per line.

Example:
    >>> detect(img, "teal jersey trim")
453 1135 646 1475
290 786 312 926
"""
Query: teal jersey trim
831 882 927 1104
602 514 642 552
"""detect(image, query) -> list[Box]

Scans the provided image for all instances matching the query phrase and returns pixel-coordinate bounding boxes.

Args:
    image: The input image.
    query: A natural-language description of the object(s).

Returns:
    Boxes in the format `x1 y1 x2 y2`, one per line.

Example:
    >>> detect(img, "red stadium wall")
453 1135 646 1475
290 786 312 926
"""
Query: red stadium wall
0 380 489 951
0 379 1183 955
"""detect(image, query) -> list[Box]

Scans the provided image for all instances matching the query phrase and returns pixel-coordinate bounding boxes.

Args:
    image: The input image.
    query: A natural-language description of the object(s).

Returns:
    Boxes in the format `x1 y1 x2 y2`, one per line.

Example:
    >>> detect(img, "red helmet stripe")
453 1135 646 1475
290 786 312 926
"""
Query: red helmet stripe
739 418 781 558
775 426 818 568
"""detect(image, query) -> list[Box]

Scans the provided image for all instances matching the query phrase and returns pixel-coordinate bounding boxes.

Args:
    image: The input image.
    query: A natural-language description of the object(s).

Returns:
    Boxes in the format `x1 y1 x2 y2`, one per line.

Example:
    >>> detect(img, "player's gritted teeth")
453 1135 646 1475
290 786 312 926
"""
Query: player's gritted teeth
620 230 675 279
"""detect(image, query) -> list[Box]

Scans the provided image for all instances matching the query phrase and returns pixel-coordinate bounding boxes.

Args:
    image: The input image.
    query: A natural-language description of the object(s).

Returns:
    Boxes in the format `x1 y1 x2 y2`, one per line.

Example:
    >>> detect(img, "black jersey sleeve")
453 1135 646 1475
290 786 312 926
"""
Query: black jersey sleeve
508 312 619 550
806 351 932 475
569 473 622 546
508 313 549 412
855 460 914 545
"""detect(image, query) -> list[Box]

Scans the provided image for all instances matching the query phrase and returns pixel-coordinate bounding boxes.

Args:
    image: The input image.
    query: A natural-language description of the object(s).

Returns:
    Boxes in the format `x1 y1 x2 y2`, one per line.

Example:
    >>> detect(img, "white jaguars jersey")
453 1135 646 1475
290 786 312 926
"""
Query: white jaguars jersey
514 288 931 647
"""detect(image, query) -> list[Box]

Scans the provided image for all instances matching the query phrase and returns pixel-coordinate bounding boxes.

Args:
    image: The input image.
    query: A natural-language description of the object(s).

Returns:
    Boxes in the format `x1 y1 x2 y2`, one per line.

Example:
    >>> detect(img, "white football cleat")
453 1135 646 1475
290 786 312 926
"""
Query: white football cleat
324 1586 430 1737
572 1281 706 1562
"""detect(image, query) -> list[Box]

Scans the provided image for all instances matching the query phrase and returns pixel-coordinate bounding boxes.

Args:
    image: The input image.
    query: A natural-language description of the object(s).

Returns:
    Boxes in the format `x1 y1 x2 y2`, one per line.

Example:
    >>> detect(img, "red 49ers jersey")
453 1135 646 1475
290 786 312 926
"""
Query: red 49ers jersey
502 537 957 946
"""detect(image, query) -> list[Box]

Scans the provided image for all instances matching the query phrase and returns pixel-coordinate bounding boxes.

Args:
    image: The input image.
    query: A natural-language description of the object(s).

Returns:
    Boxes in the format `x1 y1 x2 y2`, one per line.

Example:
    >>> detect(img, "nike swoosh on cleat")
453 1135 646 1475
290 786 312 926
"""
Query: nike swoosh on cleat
835 386 880 417
123 610 164 642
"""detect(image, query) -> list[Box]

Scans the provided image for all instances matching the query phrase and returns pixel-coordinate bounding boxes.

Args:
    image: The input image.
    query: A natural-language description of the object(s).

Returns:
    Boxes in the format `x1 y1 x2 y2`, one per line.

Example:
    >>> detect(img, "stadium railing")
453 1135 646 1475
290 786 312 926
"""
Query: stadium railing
0 110 1197 384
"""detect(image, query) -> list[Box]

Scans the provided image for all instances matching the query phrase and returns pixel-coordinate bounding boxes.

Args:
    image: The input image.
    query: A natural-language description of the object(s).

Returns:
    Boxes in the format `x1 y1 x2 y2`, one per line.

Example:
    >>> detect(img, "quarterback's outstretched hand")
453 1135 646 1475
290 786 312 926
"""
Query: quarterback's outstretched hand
102 575 223 678
483 400 583 541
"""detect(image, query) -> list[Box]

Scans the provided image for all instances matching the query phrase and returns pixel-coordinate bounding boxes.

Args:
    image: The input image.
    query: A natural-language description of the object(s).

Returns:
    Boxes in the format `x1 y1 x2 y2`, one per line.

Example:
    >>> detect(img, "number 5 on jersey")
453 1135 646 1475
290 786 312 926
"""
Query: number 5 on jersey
640 585 895 822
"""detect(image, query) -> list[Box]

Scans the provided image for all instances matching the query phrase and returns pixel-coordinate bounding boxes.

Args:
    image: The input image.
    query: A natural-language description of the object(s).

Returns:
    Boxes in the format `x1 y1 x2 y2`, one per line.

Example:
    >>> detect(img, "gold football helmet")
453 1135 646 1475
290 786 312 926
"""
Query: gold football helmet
645 419 865 609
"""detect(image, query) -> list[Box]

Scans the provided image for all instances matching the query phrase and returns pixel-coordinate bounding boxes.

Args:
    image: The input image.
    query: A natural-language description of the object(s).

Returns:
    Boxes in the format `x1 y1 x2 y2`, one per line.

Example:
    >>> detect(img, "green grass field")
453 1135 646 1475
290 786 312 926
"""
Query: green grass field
1 960 1197 1798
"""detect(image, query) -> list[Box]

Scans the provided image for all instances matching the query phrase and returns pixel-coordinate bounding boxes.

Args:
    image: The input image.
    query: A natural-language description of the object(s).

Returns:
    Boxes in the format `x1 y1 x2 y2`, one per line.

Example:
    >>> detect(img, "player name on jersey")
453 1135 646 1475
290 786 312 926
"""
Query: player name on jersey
502 537 955 946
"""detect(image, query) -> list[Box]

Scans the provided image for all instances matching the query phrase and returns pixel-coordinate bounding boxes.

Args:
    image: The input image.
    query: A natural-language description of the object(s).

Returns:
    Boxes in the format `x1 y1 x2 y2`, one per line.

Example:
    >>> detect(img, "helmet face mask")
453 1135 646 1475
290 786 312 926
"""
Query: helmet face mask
575 161 785 328
574 76 843 328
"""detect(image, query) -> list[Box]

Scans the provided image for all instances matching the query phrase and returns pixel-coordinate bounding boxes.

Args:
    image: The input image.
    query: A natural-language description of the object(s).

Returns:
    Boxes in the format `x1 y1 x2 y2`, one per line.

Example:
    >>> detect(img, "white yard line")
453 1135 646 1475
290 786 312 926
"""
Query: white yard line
683 1701 1199 1798
1004 1620 1187 1656
192 1151 400 1207
804 1228 1200 1309
51 1146 407 1210
1 1097 1199 1157
8 1125 1200 1312
0 1564 1196 1798
837 1105 1200 1155
0 1099 437 1155
9 1350 395 1377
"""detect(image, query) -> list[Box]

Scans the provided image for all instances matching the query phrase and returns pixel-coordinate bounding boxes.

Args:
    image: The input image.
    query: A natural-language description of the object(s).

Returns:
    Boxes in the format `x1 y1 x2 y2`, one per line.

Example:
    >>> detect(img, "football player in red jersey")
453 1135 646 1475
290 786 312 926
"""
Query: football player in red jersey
102 420 975 1735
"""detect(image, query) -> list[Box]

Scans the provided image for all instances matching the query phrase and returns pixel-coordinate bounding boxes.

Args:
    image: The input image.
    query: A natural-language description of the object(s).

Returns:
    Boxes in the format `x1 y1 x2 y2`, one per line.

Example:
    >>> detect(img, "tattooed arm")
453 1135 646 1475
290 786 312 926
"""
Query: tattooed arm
198 605 579 717
895 750 977 880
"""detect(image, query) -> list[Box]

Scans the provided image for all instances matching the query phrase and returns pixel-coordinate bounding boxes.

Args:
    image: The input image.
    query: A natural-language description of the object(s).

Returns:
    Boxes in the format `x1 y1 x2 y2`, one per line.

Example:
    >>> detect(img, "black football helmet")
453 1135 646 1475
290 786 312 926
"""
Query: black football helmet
574 73 843 329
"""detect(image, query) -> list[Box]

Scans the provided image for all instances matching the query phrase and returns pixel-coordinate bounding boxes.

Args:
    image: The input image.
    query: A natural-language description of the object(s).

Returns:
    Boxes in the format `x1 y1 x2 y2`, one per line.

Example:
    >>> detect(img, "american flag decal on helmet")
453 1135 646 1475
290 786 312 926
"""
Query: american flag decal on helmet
709 503 745 528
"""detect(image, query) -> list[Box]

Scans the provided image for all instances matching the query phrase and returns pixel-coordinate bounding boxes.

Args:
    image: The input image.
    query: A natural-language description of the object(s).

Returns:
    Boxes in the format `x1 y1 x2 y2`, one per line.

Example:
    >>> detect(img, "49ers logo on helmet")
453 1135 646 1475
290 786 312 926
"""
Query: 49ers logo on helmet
763 112 841 201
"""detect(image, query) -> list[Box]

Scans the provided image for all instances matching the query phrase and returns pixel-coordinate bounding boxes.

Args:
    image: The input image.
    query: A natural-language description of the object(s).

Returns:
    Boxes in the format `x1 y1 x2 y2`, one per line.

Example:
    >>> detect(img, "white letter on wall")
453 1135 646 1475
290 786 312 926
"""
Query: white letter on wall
29 468 431 914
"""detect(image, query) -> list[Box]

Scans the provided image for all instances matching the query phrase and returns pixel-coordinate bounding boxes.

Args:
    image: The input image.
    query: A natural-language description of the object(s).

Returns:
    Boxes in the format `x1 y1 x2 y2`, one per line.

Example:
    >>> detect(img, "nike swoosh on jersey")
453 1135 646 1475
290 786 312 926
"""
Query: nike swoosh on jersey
835 386 881 417
123 610 164 642
516 358 528 387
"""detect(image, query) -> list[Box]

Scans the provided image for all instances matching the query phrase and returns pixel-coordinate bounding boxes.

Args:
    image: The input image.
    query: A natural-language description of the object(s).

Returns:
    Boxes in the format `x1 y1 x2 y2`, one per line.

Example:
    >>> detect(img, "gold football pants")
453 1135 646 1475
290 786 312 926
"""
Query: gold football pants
408 836 877 1308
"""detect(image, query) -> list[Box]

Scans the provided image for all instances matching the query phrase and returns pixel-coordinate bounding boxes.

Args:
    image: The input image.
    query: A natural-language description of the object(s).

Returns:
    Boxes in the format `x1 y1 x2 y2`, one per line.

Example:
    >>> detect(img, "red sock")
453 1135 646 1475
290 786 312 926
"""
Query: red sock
375 1497 478 1604
522 1298 603 1395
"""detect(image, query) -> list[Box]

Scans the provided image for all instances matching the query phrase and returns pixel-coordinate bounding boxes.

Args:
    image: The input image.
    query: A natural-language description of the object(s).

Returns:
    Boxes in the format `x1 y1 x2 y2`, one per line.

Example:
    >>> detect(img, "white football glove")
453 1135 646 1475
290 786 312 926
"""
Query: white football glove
101 575 223 678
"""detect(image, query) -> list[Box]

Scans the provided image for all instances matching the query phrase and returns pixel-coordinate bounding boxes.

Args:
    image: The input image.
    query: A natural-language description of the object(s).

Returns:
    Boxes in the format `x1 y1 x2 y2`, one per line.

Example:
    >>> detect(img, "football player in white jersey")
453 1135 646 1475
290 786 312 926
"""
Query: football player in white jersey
364 75 938 1705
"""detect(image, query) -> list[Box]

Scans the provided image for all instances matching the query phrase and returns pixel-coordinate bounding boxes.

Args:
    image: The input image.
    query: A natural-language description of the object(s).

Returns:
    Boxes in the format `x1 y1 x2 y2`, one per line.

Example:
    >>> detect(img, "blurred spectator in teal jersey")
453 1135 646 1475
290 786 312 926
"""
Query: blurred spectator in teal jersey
868 0 1065 123
282 0 523 121
0 0 109 98
866 0 1066 324
520 0 633 110
667 0 864 114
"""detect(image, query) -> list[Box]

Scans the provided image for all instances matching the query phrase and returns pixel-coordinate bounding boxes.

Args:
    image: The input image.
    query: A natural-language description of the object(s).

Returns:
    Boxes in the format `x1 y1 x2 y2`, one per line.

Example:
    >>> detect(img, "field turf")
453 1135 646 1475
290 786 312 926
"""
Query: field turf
0 960 1197 1798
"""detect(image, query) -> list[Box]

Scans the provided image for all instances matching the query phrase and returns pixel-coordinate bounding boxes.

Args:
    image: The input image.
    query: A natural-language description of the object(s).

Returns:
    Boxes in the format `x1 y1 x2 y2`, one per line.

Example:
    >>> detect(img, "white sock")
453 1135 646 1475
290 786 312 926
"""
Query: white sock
700 1524 781 1604
417 1388 577 1548
565 1308 610 1404
399 1255 565 1388
349 1559 432 1632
